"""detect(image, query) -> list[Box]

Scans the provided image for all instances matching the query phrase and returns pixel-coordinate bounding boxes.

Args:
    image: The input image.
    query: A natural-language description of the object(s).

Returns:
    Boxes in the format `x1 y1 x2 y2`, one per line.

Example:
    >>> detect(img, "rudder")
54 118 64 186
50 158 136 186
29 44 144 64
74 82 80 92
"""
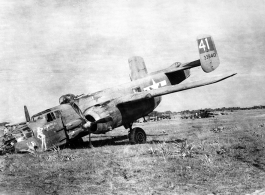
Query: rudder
197 35 220 73
24 105 30 122
128 56 148 81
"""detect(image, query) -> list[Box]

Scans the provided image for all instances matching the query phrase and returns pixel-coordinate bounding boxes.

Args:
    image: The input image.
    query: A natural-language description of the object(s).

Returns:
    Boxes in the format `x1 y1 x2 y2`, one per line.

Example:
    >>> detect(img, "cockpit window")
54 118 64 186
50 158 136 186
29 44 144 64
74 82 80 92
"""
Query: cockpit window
32 115 46 122
38 116 45 120
132 87 141 93
46 112 56 122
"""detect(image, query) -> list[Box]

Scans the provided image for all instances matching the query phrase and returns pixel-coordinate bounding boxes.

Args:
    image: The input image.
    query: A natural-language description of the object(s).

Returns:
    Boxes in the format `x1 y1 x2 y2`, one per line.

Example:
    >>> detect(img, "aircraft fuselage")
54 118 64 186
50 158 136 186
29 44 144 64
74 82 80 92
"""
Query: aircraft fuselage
75 62 191 133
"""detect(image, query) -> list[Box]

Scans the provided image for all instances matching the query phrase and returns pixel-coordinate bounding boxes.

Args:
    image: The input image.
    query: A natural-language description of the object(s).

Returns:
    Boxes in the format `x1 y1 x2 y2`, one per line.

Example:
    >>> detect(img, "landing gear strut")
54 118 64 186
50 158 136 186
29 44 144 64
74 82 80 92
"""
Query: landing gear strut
88 133 93 148
128 127 147 144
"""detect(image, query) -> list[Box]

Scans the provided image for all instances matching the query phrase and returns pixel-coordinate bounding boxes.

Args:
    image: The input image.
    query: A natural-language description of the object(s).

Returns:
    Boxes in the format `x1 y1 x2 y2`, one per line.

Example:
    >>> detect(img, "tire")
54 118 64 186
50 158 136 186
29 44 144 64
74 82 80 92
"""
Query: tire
129 127 147 144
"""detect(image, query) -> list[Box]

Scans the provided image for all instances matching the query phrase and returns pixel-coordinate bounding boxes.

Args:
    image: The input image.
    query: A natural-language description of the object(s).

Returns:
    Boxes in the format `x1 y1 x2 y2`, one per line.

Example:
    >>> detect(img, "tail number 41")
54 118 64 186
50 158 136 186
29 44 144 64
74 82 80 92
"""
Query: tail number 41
198 37 214 53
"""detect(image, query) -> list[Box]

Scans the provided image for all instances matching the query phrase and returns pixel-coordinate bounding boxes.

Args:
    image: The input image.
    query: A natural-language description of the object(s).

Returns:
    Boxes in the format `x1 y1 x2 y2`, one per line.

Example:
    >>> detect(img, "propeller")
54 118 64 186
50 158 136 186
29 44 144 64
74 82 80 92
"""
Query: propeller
69 102 112 130
69 101 113 149
70 102 91 128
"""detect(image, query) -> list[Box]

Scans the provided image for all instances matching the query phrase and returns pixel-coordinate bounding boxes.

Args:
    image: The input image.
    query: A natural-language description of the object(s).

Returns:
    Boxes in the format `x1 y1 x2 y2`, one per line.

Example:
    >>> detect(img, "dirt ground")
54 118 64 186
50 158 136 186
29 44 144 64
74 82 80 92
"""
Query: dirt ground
1 109 265 195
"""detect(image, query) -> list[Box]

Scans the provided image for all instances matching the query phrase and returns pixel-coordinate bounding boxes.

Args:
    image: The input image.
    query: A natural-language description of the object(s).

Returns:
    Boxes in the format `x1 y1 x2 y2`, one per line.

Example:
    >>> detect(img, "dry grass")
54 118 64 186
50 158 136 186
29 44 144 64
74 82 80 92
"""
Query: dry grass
1 109 265 194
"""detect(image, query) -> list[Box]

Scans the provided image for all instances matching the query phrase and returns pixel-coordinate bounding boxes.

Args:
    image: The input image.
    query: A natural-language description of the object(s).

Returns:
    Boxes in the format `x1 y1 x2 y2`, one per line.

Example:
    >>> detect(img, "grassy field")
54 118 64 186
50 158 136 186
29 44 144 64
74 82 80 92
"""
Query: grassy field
1 109 265 195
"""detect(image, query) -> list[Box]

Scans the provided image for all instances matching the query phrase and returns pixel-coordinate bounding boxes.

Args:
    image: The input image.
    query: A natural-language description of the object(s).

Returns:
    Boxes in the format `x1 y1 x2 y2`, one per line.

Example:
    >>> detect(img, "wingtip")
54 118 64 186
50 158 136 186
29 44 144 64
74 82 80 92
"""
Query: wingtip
219 73 237 81
228 73 237 78
203 72 237 84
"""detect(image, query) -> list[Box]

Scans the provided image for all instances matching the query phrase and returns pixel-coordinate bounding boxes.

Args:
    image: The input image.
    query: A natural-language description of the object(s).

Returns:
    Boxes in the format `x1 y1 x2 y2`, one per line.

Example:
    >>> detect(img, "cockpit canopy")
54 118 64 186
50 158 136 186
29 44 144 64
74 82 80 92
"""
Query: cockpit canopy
59 94 76 104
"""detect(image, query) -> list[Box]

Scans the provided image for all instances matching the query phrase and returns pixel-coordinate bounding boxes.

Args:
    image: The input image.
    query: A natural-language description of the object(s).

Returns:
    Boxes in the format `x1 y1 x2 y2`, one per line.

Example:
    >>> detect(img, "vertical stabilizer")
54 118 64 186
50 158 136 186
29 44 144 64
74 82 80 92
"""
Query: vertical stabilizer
128 56 148 81
24 105 30 122
197 35 220 73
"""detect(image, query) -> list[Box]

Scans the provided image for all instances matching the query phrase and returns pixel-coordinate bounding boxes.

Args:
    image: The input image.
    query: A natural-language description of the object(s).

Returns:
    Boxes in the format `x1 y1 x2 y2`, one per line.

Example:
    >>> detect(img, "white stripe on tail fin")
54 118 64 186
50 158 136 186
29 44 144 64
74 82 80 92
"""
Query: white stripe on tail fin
197 35 220 73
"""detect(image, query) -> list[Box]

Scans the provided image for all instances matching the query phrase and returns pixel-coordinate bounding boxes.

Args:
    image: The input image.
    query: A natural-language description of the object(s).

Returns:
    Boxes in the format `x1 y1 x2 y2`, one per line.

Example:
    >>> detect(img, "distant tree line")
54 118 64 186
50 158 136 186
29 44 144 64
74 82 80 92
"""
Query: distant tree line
149 105 265 117
149 111 174 117
0 122 9 127
180 105 265 114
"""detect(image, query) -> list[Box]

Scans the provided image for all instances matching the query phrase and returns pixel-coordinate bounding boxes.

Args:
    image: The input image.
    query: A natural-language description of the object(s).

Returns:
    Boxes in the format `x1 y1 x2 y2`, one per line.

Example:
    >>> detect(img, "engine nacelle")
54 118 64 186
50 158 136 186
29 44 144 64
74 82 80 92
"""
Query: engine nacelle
84 103 122 134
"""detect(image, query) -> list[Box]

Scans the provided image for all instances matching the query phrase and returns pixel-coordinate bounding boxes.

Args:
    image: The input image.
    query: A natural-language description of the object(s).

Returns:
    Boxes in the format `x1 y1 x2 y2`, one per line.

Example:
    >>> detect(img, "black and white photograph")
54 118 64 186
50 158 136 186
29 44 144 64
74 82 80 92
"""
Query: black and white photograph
0 0 265 194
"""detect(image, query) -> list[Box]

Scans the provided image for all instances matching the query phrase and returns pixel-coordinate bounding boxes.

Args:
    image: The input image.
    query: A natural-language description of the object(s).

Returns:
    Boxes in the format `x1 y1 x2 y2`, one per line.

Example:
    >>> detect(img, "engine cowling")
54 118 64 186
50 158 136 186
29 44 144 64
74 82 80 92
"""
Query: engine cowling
84 104 122 134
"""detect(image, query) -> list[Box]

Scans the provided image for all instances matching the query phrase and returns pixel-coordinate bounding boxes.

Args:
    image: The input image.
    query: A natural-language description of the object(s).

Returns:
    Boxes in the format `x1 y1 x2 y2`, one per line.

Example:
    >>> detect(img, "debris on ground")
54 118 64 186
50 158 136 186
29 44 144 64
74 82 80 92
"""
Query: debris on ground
148 139 194 159
259 123 265 127
0 133 17 155
210 126 224 133
0 124 41 155
216 146 227 155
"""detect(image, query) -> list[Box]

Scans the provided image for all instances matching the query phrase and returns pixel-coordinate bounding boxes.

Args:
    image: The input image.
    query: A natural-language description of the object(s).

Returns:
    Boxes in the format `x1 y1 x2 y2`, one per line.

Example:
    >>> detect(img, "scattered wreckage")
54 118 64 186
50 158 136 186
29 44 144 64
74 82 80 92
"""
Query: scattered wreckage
0 124 36 154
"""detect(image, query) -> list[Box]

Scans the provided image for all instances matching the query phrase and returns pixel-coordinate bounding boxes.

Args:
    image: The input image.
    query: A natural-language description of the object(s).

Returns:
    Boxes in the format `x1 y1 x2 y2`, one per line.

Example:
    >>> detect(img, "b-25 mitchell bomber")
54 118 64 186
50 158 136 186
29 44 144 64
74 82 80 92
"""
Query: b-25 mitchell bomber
8 35 235 153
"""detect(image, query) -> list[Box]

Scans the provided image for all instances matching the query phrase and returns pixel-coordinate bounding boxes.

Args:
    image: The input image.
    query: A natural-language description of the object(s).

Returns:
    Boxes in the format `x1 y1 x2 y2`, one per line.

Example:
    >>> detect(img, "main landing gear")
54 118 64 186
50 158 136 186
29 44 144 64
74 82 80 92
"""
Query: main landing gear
88 133 93 148
128 126 147 144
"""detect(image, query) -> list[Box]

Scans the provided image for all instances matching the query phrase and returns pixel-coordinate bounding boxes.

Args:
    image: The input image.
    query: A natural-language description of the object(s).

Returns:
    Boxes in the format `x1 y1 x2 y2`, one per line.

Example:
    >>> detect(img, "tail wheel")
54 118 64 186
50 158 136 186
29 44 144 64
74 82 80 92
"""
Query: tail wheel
129 127 146 144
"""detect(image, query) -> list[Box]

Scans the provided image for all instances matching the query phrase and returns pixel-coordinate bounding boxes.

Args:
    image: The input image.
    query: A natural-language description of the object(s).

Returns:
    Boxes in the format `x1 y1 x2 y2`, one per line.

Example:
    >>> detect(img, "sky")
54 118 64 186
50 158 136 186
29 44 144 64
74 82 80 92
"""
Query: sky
0 0 265 122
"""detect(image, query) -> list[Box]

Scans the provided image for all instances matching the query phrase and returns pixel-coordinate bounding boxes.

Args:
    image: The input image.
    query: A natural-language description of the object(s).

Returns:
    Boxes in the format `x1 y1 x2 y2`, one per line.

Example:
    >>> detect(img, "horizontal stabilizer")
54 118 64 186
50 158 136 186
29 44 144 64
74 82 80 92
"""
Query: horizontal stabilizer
117 73 236 104
162 60 201 75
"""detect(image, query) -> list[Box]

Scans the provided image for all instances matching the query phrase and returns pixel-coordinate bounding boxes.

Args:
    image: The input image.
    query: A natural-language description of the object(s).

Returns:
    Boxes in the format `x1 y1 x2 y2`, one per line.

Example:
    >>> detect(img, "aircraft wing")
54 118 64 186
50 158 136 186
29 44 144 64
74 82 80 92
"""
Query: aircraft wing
117 73 236 104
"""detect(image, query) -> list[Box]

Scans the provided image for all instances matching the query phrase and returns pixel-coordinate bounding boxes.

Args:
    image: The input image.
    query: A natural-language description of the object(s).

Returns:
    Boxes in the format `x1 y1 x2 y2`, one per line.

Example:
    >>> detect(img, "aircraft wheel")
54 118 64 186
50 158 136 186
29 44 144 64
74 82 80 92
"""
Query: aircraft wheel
129 127 146 144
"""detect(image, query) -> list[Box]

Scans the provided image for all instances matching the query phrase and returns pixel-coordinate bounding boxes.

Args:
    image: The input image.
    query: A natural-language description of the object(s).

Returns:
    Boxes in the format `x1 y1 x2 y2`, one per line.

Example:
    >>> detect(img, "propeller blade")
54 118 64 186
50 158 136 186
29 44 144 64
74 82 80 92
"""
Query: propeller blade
94 116 113 124
88 116 113 128
70 102 87 122
83 116 113 129
69 102 93 131
69 102 113 131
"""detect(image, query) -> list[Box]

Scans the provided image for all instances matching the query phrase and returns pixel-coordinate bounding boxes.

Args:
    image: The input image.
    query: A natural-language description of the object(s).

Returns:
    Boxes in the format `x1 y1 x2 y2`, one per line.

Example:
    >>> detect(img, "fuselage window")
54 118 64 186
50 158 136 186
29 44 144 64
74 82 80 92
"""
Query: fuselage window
32 115 46 122
132 87 141 93
46 112 56 122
